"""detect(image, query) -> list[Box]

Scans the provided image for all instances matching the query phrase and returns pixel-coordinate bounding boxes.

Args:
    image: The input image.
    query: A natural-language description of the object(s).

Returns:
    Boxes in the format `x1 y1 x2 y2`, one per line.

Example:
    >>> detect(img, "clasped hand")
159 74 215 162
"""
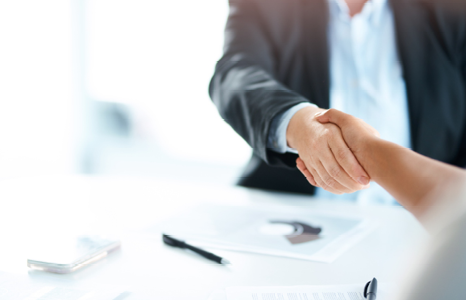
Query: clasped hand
287 107 378 194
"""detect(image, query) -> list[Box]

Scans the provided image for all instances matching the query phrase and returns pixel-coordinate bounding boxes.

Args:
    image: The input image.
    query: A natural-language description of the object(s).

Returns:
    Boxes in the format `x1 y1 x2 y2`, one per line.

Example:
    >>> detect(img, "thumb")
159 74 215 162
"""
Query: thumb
315 108 349 128
314 110 330 123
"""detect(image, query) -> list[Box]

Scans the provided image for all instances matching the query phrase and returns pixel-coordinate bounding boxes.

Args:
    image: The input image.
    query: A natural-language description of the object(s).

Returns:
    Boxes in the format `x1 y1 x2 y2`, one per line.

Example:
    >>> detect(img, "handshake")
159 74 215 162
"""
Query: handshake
287 107 380 195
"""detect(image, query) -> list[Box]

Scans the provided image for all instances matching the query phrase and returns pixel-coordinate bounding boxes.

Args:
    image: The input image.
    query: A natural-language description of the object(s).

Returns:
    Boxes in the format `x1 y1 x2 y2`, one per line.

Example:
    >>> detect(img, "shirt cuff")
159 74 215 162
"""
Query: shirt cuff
267 103 317 154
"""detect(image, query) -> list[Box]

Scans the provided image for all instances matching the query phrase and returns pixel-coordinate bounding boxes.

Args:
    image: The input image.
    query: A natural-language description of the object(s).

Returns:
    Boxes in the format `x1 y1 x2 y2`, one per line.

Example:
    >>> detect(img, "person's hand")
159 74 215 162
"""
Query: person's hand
315 108 380 153
287 106 371 194
294 108 380 190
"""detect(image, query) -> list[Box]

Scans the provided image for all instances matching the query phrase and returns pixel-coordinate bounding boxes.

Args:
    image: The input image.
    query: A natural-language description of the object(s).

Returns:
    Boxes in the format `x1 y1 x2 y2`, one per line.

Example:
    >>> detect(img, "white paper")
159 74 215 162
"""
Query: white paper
0 272 128 300
158 204 377 263
226 284 391 300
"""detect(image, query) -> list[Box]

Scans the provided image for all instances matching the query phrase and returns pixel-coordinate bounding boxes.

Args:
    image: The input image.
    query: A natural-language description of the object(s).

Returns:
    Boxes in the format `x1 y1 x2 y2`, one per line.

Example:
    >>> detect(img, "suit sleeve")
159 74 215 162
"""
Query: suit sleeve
453 22 466 169
459 44 466 168
208 0 310 168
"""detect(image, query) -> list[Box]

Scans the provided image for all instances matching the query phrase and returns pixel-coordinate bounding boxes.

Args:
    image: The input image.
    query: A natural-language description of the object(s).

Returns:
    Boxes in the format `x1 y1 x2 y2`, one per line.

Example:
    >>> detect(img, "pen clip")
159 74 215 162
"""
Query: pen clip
363 281 371 298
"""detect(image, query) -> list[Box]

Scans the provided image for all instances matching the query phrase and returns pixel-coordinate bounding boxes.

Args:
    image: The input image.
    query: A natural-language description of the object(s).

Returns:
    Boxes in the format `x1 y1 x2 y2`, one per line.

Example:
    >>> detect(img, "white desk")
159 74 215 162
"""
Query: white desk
0 176 427 299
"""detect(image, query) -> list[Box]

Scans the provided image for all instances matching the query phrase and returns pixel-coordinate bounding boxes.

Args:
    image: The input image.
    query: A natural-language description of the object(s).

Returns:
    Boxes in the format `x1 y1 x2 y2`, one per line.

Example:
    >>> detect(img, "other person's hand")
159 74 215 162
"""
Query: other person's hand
294 108 380 190
287 106 371 194
315 108 380 154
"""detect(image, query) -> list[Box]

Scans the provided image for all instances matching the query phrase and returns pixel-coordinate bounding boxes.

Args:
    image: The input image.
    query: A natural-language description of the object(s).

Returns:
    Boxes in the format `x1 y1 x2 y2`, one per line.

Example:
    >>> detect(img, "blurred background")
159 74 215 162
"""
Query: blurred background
0 0 251 185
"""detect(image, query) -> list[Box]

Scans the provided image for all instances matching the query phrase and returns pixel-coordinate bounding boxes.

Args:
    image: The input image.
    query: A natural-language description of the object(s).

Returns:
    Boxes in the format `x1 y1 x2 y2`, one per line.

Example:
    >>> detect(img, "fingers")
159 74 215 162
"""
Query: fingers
311 126 366 193
312 159 350 194
296 158 319 187
315 109 374 186
298 156 349 195
328 135 370 186
316 108 380 138
307 165 326 190
296 124 370 193
294 109 374 195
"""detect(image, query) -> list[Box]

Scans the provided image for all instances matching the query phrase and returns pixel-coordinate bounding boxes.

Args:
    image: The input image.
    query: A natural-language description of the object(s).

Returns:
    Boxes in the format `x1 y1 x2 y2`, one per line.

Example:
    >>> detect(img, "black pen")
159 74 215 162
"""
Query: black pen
162 234 230 265
364 278 378 300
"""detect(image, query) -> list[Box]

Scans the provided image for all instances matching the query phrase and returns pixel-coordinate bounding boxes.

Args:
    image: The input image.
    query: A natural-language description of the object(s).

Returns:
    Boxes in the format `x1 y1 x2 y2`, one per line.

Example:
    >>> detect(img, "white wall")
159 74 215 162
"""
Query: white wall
0 0 77 179
0 0 251 181
85 0 251 166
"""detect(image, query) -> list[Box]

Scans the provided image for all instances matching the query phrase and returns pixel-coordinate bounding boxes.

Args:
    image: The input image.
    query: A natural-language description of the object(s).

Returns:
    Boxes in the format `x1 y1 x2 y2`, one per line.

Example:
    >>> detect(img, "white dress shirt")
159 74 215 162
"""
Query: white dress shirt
267 0 411 204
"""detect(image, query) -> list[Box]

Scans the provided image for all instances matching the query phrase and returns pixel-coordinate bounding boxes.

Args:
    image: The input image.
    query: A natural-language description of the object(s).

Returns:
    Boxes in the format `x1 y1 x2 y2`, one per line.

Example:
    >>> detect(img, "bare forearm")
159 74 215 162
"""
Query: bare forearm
312 108 466 228
361 138 466 220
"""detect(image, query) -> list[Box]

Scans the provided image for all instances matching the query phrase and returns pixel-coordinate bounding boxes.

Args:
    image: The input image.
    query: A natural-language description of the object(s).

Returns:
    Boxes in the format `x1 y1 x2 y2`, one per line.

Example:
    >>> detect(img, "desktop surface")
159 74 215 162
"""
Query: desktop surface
0 176 427 299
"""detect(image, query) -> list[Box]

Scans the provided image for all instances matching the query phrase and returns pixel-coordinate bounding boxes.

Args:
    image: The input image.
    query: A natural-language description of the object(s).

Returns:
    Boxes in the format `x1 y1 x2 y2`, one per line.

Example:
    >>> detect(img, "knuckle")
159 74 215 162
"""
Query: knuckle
328 167 341 179
323 176 337 189
302 158 314 170
315 175 324 184
313 176 324 187
336 148 349 160
327 128 340 140
323 128 333 138
302 154 313 163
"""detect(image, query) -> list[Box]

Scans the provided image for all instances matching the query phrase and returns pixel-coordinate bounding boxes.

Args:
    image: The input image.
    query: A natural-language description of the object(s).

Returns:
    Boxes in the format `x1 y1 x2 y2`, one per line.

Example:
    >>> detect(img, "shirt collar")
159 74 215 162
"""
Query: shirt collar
327 0 388 27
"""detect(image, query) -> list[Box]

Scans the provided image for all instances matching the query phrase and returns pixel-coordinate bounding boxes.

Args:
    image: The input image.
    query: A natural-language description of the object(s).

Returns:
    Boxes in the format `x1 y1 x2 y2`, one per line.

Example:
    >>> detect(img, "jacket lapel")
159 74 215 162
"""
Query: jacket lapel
390 0 427 153
390 0 464 163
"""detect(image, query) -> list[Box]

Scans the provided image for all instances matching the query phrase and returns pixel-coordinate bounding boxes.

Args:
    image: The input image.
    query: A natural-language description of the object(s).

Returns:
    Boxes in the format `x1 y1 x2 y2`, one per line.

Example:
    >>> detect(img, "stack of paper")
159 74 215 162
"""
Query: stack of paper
158 204 377 263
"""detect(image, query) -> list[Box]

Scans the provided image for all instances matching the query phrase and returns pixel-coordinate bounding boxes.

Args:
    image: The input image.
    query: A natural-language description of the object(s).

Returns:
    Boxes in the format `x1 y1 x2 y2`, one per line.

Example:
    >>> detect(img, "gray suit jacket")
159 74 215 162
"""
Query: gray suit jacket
209 0 466 194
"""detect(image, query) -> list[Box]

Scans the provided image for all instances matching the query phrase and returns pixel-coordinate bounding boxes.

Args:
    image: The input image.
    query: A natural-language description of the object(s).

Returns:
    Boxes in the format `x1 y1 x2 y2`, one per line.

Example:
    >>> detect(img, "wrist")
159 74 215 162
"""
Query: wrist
287 106 324 149
357 136 386 179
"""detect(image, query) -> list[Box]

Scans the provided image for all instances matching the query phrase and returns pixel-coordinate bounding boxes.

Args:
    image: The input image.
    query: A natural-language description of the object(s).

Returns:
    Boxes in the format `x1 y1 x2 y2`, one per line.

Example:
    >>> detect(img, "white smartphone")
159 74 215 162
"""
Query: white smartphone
27 235 121 274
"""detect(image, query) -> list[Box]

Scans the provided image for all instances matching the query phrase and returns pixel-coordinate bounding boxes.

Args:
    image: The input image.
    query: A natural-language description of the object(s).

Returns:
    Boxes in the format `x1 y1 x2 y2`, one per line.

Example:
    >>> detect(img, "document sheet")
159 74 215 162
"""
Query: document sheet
158 204 377 263
226 284 390 300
